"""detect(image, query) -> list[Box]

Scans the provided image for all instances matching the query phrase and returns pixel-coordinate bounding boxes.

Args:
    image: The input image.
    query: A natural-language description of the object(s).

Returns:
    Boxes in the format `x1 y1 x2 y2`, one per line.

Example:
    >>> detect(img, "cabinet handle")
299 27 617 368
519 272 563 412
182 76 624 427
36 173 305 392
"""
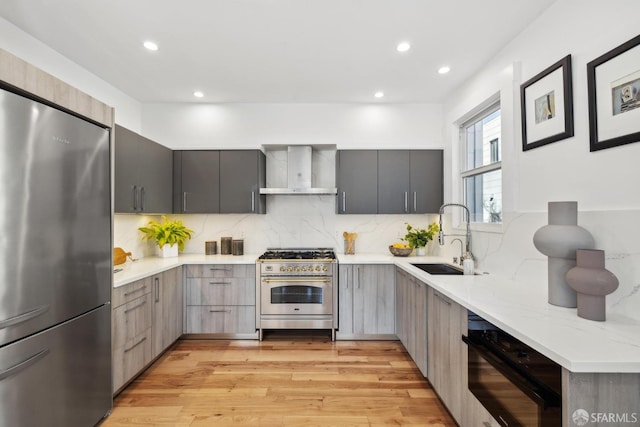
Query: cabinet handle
413 192 417 212
124 337 147 353
183 192 188 212
209 267 231 271
483 423 492 427
342 192 346 213
140 186 145 211
132 185 138 210
209 281 232 285
154 277 160 303
251 191 256 212
124 300 146 314
433 291 451 306
209 309 231 313
356 267 361 289
404 192 408 213
0 348 49 381
123 285 146 297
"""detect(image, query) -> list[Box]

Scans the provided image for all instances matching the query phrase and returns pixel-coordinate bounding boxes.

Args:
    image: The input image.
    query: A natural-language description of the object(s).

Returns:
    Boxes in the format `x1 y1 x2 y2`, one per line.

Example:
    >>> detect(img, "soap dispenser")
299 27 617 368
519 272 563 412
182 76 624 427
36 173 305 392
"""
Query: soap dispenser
462 252 475 275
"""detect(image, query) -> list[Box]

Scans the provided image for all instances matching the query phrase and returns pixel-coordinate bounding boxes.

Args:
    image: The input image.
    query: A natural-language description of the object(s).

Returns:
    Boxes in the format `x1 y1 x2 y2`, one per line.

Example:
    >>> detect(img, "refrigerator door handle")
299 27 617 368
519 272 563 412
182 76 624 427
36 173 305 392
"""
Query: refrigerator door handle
0 305 49 330
0 348 50 381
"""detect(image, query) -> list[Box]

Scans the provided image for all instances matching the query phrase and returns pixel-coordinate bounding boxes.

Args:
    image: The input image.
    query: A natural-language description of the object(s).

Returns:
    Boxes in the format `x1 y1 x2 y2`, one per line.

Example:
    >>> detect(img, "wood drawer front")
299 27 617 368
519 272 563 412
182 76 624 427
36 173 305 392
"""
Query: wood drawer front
185 277 255 306
185 306 255 334
112 276 152 308
112 328 152 392
185 264 255 279
112 293 153 349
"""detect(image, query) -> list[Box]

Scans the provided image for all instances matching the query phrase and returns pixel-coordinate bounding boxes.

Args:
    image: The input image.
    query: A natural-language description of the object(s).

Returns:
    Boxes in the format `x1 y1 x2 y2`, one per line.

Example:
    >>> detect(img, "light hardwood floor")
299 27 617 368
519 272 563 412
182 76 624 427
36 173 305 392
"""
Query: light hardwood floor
102 334 456 426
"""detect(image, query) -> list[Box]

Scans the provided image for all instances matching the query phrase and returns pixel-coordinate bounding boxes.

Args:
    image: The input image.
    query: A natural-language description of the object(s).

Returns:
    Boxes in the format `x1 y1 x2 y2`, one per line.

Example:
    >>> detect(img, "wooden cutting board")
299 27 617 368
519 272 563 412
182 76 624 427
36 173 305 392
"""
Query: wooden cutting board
114 247 132 265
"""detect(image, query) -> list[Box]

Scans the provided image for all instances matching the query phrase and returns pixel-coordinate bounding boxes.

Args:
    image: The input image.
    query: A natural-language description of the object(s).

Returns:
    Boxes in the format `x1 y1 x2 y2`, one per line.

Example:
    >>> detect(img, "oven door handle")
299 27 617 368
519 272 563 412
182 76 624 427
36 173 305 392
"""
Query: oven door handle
262 278 330 283
462 335 558 408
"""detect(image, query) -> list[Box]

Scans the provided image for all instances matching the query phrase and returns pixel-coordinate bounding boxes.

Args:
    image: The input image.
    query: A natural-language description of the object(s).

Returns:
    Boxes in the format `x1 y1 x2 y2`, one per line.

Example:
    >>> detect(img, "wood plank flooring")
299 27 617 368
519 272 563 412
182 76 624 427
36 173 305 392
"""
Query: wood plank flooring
102 335 456 426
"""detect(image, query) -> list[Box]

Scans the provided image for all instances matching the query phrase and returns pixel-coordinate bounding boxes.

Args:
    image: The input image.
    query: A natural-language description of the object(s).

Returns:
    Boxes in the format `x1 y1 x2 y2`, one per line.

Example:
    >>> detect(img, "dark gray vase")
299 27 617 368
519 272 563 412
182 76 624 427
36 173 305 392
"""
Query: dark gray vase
566 249 619 321
533 201 595 307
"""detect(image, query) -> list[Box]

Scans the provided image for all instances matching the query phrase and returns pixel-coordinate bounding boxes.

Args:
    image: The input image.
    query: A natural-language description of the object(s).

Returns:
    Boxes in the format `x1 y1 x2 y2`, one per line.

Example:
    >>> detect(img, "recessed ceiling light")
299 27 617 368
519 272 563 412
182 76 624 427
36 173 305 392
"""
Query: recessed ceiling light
374 91 384 98
396 42 411 53
143 41 158 51
193 91 204 98
438 66 451 75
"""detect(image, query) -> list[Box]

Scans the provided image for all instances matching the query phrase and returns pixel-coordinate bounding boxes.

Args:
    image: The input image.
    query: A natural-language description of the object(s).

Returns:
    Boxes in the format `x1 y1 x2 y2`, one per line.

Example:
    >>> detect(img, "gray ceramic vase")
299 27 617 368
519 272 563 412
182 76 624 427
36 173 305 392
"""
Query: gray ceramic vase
566 249 618 321
533 201 595 307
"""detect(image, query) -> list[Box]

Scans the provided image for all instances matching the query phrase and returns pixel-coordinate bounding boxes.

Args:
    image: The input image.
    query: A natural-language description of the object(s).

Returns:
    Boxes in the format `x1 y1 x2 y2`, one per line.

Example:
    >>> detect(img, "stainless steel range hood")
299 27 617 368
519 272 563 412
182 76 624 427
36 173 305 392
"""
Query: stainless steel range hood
259 146 337 195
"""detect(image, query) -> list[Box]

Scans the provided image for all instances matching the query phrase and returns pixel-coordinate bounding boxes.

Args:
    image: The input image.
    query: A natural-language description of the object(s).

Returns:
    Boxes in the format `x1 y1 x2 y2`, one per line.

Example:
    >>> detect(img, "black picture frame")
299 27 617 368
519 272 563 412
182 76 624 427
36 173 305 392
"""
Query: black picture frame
520 55 574 151
587 34 640 152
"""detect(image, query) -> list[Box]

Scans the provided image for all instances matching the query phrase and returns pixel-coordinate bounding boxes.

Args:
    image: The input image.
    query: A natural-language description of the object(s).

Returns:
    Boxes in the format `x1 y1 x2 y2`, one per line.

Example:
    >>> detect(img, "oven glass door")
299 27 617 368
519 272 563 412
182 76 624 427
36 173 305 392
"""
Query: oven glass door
464 336 561 427
261 278 332 315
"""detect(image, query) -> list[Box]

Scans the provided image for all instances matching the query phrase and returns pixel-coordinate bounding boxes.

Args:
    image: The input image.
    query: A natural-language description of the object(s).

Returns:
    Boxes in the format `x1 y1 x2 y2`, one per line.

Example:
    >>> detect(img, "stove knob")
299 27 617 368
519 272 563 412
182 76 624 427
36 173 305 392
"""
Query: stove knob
287 267 293 272
294 266 300 272
301 266 307 272
280 266 286 272
315 266 321 271
322 266 328 272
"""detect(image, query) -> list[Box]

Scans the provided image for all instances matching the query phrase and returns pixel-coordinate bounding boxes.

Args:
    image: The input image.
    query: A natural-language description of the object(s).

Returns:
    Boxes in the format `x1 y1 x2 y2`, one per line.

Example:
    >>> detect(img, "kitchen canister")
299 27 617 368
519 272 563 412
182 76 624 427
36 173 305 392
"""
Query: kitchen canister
205 241 217 255
221 237 232 255
232 239 244 256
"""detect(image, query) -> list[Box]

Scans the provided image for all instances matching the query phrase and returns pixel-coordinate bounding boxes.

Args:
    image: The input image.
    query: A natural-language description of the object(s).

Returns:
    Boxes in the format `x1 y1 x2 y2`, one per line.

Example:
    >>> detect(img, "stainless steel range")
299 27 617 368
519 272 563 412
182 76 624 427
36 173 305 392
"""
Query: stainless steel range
256 248 338 340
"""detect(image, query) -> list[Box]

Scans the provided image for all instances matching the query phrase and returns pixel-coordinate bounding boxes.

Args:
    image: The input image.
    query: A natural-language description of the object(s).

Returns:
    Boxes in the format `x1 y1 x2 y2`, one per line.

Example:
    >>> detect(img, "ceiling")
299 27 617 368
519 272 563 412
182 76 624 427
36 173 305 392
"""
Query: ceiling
0 0 557 104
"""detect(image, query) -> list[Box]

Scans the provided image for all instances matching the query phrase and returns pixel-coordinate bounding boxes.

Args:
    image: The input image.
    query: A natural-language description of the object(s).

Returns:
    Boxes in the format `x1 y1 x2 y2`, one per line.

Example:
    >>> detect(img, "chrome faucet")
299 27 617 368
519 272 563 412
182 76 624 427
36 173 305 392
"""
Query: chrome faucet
438 203 474 261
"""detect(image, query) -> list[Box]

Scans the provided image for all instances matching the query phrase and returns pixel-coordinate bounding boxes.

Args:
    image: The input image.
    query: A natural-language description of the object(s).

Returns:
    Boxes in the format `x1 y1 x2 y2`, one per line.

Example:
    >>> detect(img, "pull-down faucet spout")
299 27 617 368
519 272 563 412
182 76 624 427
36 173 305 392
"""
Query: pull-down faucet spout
438 203 473 260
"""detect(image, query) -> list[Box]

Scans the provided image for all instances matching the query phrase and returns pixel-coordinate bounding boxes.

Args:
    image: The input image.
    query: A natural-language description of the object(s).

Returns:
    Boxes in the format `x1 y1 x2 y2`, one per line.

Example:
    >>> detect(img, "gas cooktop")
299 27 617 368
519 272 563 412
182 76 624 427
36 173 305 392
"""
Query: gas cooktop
258 248 336 261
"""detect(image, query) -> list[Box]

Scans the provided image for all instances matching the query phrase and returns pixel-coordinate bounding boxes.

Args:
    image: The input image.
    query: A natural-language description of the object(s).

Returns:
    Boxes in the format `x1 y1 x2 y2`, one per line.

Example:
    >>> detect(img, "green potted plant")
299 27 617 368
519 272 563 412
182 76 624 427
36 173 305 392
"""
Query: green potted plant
138 216 194 258
402 222 439 256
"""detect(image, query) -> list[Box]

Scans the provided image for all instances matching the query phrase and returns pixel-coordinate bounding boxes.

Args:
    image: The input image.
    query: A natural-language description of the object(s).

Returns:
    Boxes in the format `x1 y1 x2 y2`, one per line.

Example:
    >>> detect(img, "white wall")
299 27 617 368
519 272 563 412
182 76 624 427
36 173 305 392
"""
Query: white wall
443 0 640 320
141 103 443 150
0 17 142 130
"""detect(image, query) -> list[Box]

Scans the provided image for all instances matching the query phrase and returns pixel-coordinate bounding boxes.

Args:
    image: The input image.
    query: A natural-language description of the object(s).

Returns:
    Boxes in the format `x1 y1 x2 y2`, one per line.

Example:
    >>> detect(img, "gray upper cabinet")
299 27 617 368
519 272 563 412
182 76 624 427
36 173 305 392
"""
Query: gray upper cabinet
378 151 411 214
410 150 443 213
114 125 172 214
174 149 266 214
173 150 220 213
220 150 266 214
337 149 443 214
336 150 378 214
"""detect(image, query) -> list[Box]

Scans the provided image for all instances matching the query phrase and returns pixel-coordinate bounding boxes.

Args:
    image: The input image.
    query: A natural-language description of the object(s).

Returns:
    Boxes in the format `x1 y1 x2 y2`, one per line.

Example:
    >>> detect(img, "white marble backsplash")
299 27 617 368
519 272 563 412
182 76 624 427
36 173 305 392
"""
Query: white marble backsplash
114 206 640 321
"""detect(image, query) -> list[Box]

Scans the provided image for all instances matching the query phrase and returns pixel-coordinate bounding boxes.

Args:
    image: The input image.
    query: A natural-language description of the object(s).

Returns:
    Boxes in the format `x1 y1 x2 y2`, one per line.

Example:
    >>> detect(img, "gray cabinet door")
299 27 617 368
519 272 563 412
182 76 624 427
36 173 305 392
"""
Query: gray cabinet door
174 150 220 213
378 150 411 214
336 150 378 214
219 150 266 214
336 265 354 338
353 265 395 335
410 150 443 213
114 125 172 213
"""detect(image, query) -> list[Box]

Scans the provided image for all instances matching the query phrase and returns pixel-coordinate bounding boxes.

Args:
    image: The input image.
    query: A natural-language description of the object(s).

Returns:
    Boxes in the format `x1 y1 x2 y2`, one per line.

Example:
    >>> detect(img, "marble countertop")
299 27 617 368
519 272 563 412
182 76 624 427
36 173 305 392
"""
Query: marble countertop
113 253 640 373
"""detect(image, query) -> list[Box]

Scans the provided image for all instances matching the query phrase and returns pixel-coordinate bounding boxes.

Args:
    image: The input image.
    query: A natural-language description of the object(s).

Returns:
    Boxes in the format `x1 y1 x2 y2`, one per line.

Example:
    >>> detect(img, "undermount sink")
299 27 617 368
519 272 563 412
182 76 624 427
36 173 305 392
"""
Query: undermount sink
410 263 464 275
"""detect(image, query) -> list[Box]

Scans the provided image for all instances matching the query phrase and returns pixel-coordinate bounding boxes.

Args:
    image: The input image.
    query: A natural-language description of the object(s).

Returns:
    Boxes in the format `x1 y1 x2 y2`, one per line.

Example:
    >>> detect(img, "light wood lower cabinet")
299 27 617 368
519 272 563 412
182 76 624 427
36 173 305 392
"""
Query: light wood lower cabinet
427 287 466 423
395 268 428 376
152 267 183 357
184 264 257 337
337 264 395 339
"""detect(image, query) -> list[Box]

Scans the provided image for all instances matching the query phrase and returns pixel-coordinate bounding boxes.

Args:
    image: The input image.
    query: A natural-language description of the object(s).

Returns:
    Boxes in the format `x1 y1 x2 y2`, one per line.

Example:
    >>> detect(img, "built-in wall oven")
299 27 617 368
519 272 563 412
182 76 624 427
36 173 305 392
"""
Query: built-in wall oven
256 248 338 340
463 313 562 427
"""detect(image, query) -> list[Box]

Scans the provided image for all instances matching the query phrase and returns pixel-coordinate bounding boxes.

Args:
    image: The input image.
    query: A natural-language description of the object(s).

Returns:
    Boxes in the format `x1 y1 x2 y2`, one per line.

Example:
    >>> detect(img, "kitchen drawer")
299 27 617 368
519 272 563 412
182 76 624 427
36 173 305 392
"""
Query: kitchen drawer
185 264 255 279
112 276 152 308
185 306 256 334
112 293 152 350
185 277 255 306
112 328 152 393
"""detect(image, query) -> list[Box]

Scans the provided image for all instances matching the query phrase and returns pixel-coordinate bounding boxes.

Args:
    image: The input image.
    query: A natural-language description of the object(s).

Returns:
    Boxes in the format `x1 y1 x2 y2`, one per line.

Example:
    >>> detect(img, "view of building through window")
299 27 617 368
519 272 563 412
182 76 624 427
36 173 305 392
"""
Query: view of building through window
462 107 502 223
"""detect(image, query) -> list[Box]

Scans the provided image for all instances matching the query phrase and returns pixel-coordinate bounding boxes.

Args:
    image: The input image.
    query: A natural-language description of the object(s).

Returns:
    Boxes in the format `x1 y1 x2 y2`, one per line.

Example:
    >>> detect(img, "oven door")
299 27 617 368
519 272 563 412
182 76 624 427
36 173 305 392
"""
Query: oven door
462 335 561 427
261 277 332 316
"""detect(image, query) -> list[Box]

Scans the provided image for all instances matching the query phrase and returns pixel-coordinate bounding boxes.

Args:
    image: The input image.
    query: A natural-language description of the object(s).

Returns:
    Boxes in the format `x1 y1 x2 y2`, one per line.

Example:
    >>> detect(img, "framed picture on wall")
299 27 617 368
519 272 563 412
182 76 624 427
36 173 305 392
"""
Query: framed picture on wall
521 55 574 151
587 34 640 152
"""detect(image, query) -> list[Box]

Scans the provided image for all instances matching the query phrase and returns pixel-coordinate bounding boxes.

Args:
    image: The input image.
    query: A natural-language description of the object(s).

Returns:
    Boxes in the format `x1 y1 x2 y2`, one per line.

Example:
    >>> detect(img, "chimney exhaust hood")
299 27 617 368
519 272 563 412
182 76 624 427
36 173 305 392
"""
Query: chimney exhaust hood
259 146 337 195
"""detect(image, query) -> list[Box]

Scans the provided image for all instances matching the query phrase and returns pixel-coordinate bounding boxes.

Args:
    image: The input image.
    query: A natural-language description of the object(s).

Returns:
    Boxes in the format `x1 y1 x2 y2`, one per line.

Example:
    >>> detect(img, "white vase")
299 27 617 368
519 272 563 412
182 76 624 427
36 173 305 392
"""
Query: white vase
157 243 179 258
415 247 426 256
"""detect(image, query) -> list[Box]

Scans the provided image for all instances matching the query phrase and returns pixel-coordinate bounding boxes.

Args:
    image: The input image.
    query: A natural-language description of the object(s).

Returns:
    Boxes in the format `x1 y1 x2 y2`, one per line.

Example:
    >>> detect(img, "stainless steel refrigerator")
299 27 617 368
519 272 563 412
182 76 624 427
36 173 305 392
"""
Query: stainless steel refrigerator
0 86 112 426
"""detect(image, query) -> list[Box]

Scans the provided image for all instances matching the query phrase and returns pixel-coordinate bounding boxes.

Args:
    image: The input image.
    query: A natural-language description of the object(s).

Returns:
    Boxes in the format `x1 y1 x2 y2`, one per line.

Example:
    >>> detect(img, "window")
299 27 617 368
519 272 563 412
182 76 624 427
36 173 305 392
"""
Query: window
461 105 501 223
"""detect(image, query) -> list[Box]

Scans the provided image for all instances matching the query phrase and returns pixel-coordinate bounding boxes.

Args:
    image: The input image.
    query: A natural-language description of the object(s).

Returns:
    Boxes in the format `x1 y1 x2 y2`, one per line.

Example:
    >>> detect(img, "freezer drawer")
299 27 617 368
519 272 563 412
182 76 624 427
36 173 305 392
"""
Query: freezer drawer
0 305 112 427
